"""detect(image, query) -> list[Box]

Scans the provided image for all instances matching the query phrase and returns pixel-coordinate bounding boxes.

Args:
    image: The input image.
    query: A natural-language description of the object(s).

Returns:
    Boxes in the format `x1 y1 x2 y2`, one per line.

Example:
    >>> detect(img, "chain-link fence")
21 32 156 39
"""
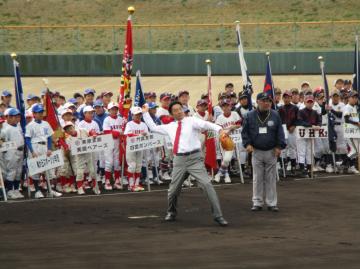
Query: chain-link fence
0 21 359 53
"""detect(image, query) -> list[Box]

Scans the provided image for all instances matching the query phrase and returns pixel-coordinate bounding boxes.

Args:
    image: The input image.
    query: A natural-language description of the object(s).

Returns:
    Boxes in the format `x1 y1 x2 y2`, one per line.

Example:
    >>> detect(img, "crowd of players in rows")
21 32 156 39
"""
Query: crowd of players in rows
0 77 358 200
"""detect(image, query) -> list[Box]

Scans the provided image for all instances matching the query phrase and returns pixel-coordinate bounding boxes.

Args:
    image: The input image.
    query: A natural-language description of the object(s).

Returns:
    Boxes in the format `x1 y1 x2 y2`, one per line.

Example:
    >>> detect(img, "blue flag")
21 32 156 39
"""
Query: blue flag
263 56 275 109
13 59 26 135
134 70 146 108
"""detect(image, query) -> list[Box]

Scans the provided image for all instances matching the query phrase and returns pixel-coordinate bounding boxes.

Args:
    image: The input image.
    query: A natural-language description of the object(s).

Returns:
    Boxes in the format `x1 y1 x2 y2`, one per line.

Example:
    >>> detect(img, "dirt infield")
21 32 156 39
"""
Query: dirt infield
0 175 359 269
0 74 353 107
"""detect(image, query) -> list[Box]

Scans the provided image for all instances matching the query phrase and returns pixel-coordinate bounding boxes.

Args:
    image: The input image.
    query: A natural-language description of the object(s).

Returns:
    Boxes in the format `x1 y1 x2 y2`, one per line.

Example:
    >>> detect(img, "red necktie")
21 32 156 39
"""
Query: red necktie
173 121 182 154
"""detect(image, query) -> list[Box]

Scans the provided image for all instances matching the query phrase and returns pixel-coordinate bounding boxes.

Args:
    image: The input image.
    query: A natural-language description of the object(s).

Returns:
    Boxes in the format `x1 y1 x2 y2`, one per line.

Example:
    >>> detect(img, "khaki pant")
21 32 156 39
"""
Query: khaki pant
168 151 223 219
252 149 278 207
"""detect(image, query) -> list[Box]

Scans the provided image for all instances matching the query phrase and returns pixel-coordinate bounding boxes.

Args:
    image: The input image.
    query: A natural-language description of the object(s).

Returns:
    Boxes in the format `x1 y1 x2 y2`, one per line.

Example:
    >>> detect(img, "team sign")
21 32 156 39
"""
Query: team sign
70 134 114 155
126 134 164 152
27 150 64 176
0 141 18 152
343 123 360 138
295 127 328 139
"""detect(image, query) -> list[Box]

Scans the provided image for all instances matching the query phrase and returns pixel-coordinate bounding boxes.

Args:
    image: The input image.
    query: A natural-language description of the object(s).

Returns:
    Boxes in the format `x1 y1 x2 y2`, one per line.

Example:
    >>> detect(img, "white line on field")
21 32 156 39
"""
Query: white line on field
0 174 357 204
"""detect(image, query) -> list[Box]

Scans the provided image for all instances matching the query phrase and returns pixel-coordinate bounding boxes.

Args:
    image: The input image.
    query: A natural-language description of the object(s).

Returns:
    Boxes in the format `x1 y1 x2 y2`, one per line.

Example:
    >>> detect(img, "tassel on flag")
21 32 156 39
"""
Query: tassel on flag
204 59 218 170
353 35 360 93
235 21 253 110
119 6 134 122
263 53 276 109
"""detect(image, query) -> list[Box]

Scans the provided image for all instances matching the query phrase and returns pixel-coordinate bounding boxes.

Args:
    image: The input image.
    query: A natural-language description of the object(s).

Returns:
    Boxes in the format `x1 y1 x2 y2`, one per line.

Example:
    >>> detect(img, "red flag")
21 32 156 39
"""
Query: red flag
118 14 133 122
204 62 217 170
45 92 59 131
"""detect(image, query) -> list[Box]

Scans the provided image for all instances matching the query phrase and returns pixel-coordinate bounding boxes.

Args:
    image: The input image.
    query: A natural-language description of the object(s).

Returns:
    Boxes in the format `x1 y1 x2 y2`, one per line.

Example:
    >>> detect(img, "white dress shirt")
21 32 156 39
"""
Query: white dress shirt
143 112 222 154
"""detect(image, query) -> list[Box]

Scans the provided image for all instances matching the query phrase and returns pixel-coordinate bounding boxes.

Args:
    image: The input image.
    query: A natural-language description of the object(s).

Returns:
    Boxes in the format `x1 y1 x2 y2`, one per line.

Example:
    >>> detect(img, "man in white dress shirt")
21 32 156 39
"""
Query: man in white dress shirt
142 101 229 226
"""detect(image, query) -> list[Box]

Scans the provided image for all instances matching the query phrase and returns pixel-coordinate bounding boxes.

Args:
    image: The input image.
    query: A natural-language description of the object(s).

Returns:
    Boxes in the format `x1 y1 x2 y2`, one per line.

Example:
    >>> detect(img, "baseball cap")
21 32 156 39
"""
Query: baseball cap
3 108 11 116
334 78 344 85
220 99 232 106
68 98 77 104
83 105 95 113
7 108 20 116
148 102 158 109
301 81 311 87
63 121 74 129
225 82 234 88
344 79 352 85
1 90 12 97
40 89 47 96
238 91 248 99
274 88 282 95
290 88 299 94
201 93 209 99
32 104 44 113
331 90 340 97
84 88 95 95
61 109 73 117
349 91 358 98
282 90 292 97
93 100 104 108
178 90 189 97
102 91 113 97
148 92 157 98
63 102 76 109
107 102 118 110
197 99 208 106
160 93 171 101
130 106 142 115
304 95 314 103
256 92 271 101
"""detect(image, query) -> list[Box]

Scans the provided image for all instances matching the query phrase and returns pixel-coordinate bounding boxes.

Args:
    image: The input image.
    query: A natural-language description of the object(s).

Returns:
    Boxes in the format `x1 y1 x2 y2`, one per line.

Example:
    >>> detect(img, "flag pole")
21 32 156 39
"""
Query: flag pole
356 35 359 93
266 51 285 180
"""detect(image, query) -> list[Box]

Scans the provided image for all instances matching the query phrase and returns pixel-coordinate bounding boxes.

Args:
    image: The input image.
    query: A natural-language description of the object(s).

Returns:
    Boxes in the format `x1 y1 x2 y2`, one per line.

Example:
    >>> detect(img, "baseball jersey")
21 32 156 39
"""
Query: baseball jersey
103 115 124 134
2 124 24 147
124 121 149 136
194 111 209 121
156 107 170 118
329 101 345 123
25 120 54 143
213 105 223 120
78 120 100 134
343 104 359 123
215 111 241 130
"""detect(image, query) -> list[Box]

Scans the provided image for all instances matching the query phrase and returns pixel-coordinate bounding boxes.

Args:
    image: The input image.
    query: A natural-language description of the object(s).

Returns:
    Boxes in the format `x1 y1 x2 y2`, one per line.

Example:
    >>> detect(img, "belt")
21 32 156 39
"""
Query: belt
176 149 200 156
334 122 341 126
36 142 46 145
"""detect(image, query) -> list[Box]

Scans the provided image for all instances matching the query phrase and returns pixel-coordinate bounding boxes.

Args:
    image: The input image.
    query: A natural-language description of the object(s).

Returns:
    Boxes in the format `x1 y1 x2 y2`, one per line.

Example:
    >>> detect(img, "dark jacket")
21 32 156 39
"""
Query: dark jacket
241 109 286 151
297 108 321 127
278 104 299 130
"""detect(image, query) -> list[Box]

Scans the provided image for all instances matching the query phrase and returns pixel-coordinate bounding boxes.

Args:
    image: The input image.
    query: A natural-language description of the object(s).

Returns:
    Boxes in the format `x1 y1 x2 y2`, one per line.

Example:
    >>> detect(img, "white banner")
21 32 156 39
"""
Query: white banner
126 133 164 152
70 134 114 155
295 127 328 139
343 123 360 138
0 141 18 152
27 150 64 176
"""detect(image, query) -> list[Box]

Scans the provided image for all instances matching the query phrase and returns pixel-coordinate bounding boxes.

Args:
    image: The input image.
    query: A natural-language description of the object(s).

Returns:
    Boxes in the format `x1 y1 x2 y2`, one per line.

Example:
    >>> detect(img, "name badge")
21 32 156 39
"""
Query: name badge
259 127 267 134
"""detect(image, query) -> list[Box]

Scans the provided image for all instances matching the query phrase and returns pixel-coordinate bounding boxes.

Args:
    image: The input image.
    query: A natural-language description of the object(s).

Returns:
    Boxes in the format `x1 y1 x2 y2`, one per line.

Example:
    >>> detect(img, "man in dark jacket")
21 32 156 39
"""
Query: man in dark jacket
241 93 286 212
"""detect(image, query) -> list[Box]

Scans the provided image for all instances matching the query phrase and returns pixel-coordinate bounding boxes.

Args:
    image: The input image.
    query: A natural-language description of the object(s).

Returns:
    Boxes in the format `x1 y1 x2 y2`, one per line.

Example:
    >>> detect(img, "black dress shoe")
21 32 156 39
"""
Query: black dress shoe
267 206 279 212
214 217 228 227
251 206 262 211
164 213 176 222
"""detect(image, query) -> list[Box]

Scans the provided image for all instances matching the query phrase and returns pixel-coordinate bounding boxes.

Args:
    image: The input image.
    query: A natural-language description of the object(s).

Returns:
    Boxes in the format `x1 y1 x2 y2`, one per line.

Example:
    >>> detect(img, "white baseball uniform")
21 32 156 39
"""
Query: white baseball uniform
343 104 359 158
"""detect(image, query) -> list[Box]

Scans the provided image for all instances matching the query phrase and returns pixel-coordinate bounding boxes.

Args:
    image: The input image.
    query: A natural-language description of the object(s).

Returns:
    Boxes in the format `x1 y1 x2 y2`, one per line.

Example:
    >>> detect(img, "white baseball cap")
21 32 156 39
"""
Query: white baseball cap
61 109 73 117
63 121 74 129
107 102 119 110
130 106 142 115
63 102 76 109
83 105 94 113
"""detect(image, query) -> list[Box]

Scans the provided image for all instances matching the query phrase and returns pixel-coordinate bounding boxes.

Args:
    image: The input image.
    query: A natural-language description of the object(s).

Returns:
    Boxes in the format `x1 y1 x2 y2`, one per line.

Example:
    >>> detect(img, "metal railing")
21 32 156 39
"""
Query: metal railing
0 20 359 53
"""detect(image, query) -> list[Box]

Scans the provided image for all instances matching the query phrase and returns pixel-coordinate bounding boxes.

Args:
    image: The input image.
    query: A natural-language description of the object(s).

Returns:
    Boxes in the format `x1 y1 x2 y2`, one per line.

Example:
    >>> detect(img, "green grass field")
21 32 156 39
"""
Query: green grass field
1 0 360 52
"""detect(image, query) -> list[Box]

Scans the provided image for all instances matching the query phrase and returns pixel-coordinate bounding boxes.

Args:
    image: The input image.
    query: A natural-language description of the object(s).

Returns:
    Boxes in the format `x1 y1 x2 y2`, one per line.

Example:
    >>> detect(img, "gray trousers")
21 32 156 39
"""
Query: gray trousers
252 149 278 207
168 151 223 219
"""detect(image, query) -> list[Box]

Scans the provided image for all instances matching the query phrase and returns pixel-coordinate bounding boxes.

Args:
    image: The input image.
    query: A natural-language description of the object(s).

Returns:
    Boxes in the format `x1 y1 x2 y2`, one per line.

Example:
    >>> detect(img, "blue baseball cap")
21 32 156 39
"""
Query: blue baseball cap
93 100 104 108
27 93 37 100
257 92 272 101
1 90 12 97
68 98 77 104
84 88 95 95
148 102 158 109
32 104 44 113
8 108 20 116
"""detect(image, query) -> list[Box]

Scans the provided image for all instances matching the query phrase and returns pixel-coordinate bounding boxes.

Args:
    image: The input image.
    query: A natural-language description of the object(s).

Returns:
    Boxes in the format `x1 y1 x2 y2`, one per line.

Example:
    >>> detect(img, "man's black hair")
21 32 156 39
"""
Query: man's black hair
168 101 182 115
73 92 84 99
